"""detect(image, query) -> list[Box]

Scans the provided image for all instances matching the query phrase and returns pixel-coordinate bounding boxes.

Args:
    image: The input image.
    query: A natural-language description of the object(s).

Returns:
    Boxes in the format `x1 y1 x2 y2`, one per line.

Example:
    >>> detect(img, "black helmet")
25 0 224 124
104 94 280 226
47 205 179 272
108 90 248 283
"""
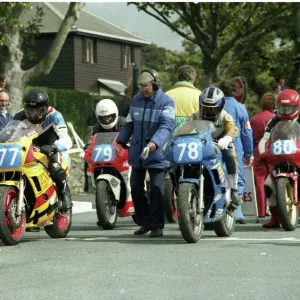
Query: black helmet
23 88 49 124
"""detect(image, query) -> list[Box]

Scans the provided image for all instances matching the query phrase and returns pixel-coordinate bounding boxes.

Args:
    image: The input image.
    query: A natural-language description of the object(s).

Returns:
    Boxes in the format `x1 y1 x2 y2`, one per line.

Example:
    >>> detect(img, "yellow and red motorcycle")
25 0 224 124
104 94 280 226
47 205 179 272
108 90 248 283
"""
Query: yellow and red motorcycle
0 120 72 246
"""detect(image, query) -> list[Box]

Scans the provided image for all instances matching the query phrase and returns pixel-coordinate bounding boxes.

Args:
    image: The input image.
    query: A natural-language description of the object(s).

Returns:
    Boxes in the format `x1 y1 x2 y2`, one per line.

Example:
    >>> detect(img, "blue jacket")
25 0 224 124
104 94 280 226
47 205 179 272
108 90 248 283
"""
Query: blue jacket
117 89 175 169
224 97 253 158
0 110 13 131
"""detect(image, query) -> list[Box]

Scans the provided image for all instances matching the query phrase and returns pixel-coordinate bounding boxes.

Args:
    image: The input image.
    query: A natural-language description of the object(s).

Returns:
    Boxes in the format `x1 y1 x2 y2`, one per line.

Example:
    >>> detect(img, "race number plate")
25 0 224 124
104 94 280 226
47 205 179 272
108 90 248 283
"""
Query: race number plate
0 144 22 169
92 144 114 162
271 140 296 155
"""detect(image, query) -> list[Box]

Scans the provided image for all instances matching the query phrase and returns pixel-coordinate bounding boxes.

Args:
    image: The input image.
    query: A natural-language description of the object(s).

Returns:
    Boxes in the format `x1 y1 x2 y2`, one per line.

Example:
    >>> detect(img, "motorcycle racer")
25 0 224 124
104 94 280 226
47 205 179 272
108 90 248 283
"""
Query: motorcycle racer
14 88 72 212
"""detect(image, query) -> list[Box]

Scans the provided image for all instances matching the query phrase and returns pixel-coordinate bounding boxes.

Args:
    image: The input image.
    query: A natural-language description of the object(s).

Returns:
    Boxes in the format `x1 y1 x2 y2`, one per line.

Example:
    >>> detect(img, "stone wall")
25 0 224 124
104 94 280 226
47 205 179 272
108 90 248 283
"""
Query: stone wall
68 156 85 195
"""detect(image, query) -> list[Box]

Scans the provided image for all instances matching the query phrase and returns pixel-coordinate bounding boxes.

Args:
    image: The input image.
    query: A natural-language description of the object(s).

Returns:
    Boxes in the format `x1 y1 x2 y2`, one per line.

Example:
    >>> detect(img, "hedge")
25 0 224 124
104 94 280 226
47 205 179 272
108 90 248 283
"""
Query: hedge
25 86 122 143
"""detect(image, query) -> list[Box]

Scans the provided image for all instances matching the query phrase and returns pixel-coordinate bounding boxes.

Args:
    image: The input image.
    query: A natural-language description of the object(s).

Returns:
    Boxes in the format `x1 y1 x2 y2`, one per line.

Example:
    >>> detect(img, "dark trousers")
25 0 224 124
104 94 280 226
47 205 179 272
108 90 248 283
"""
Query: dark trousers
130 167 165 229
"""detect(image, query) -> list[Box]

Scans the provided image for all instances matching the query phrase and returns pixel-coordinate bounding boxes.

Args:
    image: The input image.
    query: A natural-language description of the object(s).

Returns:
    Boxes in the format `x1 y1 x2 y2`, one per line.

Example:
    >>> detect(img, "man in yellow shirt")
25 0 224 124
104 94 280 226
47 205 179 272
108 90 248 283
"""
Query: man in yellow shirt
166 65 201 127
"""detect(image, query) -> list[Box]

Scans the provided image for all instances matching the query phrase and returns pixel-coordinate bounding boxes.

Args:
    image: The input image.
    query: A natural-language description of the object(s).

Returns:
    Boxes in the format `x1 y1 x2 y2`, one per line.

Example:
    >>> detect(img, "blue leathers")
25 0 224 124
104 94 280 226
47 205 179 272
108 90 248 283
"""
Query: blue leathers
224 97 253 219
116 88 175 169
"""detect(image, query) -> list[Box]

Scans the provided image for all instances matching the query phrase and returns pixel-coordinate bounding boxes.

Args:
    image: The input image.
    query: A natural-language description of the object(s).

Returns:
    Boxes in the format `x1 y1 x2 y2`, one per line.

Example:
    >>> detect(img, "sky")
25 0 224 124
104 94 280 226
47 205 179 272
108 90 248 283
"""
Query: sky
84 2 184 51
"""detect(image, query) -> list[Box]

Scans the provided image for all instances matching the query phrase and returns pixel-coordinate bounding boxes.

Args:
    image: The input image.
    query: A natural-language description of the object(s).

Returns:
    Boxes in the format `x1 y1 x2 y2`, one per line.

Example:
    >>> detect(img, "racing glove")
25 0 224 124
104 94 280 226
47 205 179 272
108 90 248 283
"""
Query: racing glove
40 144 58 156
218 136 233 150
258 132 270 155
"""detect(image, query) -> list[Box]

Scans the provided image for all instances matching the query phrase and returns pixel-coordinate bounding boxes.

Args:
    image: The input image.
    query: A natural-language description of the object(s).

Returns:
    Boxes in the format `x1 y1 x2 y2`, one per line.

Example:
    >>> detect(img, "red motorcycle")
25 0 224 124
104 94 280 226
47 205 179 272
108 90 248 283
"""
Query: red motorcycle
84 132 137 229
264 120 300 231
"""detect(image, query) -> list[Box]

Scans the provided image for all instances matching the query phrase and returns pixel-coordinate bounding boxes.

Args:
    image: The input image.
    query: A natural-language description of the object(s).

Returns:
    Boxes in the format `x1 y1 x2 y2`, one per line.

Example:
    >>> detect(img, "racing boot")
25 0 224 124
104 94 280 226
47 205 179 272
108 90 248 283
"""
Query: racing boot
227 174 242 217
262 206 280 229
57 180 72 212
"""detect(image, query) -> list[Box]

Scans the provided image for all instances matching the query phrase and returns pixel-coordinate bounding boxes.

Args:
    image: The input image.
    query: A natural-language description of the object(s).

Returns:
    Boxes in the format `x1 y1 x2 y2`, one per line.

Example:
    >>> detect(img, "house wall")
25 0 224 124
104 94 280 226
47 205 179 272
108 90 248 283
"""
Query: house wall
23 35 75 89
74 35 142 94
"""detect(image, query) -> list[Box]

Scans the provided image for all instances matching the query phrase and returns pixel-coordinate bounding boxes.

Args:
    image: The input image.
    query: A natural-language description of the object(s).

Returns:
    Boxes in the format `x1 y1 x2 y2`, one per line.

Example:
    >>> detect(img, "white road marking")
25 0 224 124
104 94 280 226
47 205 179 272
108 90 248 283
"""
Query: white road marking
72 201 95 214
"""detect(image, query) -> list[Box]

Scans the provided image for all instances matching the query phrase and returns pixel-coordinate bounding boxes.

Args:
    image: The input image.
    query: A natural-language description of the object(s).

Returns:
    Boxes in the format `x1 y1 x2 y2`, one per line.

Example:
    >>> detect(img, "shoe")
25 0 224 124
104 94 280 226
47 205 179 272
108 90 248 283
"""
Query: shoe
134 224 152 235
149 227 163 237
236 219 247 224
262 206 280 229
58 192 73 212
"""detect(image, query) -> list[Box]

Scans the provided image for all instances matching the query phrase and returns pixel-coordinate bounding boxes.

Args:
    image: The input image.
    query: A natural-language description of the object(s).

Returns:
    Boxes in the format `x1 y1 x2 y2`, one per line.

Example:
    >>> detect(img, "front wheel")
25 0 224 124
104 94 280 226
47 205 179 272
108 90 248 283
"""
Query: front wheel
177 183 203 243
276 177 298 231
0 186 26 246
96 180 117 230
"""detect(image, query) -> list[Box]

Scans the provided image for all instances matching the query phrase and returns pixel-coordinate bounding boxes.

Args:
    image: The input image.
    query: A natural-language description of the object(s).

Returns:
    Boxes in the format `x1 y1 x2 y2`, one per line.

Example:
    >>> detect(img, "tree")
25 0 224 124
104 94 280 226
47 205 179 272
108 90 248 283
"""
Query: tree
130 2 289 85
0 2 85 113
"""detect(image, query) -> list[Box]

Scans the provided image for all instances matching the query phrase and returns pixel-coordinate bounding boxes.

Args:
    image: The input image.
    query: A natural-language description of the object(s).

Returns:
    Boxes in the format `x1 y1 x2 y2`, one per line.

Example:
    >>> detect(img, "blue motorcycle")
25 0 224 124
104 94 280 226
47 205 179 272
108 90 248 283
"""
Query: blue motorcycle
164 120 236 243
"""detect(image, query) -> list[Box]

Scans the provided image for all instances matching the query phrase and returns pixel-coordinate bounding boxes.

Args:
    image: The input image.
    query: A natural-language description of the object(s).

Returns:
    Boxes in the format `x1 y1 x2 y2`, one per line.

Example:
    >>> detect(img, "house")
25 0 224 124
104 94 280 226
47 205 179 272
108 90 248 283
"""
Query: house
21 2 149 96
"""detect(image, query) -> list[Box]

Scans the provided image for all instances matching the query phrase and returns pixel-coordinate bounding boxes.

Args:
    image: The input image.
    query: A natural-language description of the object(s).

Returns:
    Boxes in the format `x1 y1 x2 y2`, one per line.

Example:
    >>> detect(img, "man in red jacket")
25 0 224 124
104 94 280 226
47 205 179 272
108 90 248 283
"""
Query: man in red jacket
250 93 276 220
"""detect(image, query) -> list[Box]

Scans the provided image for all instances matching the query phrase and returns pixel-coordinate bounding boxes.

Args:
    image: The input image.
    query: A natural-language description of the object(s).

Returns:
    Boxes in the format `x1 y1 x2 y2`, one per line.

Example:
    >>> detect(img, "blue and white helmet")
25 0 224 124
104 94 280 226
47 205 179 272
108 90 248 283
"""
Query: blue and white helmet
199 86 225 121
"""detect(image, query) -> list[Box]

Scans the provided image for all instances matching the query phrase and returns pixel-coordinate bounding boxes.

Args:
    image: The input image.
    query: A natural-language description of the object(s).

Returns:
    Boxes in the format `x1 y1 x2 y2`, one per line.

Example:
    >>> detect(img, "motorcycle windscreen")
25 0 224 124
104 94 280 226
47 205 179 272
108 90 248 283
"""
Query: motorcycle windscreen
171 137 203 164
269 121 300 156
92 132 118 163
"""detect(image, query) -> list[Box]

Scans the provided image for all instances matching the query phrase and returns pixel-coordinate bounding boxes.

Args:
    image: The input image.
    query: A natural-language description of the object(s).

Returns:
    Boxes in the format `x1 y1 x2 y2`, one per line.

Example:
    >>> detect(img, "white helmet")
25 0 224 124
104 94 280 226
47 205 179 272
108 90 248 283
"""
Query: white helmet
95 99 118 130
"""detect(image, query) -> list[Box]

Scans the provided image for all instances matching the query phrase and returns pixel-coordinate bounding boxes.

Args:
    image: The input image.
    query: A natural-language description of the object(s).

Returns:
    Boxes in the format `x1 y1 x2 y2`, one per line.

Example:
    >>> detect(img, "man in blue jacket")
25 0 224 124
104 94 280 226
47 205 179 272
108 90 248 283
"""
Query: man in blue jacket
116 69 175 237
220 80 254 224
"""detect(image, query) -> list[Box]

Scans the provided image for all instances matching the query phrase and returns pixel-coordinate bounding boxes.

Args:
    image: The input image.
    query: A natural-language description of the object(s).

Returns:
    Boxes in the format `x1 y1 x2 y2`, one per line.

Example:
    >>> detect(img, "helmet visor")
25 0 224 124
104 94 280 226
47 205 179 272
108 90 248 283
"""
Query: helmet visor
278 105 298 116
24 106 47 123
98 113 117 126
200 104 223 120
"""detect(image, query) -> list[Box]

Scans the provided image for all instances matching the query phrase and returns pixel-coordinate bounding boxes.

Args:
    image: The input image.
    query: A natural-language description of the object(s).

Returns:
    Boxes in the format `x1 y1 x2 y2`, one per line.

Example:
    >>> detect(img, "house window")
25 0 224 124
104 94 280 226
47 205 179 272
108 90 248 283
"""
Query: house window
122 45 134 69
83 38 96 64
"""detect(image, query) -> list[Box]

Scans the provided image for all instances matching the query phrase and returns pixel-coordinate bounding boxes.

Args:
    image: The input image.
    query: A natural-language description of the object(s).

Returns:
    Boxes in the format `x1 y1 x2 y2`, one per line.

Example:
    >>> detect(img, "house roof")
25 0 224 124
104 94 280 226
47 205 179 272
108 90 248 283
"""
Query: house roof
98 78 127 96
20 2 150 45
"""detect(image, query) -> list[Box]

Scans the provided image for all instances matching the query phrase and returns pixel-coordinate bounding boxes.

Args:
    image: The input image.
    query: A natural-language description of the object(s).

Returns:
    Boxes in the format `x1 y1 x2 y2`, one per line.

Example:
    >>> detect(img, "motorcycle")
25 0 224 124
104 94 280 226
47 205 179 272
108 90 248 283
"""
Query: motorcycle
0 120 72 246
263 120 300 231
164 120 236 243
84 132 136 229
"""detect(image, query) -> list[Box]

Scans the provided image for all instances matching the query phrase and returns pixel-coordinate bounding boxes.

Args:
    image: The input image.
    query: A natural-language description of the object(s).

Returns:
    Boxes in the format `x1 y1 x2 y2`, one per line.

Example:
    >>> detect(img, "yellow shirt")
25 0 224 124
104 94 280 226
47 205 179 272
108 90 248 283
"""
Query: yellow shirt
166 81 201 118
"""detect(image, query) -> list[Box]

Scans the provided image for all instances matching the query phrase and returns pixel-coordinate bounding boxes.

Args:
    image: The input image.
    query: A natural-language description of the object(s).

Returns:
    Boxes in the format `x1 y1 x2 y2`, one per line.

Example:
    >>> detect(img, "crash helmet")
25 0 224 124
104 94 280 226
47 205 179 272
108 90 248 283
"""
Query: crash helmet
276 89 300 120
199 86 225 122
23 88 49 124
95 99 118 130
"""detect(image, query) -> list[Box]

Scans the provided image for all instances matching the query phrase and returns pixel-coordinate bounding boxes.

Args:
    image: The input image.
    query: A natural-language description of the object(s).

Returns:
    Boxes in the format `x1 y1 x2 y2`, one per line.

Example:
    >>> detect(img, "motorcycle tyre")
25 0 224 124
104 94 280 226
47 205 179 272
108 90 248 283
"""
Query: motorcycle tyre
164 178 177 223
177 183 203 243
0 186 26 246
214 208 236 237
276 177 298 231
96 180 117 230
45 185 72 238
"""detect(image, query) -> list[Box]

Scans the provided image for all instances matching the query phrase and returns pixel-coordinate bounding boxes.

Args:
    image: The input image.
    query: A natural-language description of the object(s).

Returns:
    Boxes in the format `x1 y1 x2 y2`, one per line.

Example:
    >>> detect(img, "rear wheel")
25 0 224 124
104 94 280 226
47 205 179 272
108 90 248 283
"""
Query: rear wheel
45 209 72 238
164 178 177 223
0 186 26 246
177 183 203 243
214 208 236 237
276 177 298 231
96 180 117 230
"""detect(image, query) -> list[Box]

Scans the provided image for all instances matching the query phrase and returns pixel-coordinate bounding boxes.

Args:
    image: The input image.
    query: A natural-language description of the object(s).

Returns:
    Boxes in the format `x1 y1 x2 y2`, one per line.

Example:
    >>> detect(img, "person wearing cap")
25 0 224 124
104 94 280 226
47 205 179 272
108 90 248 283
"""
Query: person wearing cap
116 68 175 238
166 65 201 127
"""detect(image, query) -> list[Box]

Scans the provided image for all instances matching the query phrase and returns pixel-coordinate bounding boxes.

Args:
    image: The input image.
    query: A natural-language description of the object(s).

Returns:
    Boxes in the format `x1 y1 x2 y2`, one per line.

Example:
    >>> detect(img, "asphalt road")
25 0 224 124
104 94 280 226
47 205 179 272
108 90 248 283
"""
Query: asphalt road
1 193 300 300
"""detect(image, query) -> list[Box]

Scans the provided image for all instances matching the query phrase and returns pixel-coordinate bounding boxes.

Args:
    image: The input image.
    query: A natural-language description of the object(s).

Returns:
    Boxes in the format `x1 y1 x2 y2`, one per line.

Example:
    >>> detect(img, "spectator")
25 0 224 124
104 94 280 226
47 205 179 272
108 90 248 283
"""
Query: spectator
219 79 254 224
273 83 281 99
276 76 287 91
0 89 13 130
118 87 132 117
116 69 175 237
166 65 201 127
0 76 7 89
250 93 276 219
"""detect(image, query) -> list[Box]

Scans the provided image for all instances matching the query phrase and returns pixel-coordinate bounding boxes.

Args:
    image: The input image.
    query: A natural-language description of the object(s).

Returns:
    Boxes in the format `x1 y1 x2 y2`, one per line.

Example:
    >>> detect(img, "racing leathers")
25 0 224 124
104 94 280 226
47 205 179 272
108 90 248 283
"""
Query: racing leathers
14 107 73 211
190 110 241 208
